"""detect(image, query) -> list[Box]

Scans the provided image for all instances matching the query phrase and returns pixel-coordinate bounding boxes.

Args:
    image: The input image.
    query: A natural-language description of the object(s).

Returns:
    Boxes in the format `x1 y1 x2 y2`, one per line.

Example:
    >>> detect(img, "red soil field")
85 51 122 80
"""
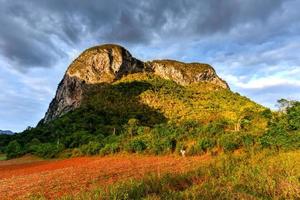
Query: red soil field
0 154 210 199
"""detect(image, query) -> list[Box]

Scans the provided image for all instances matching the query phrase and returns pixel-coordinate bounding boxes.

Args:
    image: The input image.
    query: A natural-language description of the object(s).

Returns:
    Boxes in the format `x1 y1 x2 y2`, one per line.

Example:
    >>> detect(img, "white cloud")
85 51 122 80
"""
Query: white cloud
234 77 300 89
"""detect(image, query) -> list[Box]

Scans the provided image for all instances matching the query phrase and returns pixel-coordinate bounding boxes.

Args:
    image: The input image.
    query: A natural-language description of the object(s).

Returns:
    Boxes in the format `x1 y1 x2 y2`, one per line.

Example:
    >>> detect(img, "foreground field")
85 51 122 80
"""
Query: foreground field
0 154 210 199
1 151 299 200
80 150 299 200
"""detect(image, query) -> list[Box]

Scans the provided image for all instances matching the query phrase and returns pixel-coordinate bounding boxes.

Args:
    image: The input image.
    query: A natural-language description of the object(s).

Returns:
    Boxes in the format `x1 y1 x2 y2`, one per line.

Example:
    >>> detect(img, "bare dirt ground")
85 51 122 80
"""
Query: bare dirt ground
0 154 210 199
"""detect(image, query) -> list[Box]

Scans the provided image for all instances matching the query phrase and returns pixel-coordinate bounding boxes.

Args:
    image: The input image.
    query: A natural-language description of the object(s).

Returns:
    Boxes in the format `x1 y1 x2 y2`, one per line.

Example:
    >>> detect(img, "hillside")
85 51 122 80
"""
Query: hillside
2 44 280 159
42 44 228 123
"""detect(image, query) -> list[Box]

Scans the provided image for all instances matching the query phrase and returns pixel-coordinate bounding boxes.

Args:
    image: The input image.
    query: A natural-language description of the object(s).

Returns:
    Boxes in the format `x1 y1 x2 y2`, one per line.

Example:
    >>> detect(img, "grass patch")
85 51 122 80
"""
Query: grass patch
0 154 6 161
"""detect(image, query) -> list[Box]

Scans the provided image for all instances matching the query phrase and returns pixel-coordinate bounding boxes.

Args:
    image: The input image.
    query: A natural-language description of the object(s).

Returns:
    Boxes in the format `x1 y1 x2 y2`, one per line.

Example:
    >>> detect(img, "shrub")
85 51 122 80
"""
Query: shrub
260 108 272 119
6 140 22 159
63 131 94 148
149 137 176 155
0 134 13 153
241 134 255 148
198 137 215 152
287 101 300 130
204 120 228 135
126 118 140 137
126 139 147 153
219 133 241 152
259 124 295 151
185 138 215 156
30 143 64 158
80 141 103 155
152 123 179 137
186 144 199 155
57 149 73 158
29 138 41 146
136 126 151 135
99 143 120 156
71 148 83 157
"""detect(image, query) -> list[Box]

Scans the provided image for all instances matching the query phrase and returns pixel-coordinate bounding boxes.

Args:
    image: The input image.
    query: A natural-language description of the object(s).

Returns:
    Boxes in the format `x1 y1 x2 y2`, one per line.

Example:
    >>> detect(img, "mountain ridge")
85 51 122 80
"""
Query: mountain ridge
43 44 229 123
2 43 279 160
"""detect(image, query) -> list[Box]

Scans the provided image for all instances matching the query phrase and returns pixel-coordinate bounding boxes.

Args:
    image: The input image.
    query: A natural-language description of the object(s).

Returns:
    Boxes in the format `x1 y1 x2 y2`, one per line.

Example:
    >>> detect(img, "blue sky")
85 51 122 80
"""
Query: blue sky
0 0 299 132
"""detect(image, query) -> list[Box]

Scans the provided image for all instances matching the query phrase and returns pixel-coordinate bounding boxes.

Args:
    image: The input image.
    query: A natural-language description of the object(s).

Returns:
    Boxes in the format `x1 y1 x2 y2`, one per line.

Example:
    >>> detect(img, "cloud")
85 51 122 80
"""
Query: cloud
239 83 300 109
226 74 300 90
0 0 289 71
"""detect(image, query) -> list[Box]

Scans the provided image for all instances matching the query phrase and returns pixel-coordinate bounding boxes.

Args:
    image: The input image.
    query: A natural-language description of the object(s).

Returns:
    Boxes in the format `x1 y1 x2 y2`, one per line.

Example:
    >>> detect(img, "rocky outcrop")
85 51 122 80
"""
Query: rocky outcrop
149 60 228 88
66 44 146 84
42 44 229 123
43 44 146 123
43 75 85 122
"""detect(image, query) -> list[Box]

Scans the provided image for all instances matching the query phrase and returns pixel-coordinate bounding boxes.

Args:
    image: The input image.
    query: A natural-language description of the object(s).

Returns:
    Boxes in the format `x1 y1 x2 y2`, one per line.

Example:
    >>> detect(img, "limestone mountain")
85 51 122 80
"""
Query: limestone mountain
43 44 228 123
3 44 274 159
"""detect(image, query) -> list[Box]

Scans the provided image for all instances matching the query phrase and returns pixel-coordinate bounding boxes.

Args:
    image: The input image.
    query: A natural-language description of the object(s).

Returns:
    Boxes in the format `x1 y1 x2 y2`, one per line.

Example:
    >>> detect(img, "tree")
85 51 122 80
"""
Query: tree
287 101 300 130
259 124 289 152
260 108 272 119
277 99 294 113
234 108 254 131
6 140 22 159
219 133 241 152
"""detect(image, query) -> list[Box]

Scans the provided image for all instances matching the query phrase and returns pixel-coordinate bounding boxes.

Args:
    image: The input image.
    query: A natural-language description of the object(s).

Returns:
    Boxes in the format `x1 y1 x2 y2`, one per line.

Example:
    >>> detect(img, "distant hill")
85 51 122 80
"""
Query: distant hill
0 130 14 135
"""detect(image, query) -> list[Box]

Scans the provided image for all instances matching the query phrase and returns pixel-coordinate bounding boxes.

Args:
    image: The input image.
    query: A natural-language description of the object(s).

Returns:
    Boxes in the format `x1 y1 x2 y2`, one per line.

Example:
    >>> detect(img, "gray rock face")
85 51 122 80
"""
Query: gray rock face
149 60 228 88
67 44 146 84
43 75 85 122
42 44 229 123
43 44 145 123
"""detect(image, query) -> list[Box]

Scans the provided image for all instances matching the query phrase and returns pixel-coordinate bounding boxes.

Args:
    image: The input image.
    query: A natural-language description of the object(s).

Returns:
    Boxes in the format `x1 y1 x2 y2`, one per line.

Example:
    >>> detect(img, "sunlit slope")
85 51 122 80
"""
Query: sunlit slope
77 73 268 133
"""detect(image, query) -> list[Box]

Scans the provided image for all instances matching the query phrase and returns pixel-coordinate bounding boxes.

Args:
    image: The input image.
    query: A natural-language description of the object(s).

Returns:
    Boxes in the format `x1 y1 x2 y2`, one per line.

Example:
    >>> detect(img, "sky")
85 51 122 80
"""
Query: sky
0 0 299 132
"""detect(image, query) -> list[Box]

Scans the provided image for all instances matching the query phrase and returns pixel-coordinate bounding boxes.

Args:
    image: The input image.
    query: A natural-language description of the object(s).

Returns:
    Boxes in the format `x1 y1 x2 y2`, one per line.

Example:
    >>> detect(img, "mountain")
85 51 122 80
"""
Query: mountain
1 44 299 199
43 44 228 123
0 130 14 135
4 44 274 159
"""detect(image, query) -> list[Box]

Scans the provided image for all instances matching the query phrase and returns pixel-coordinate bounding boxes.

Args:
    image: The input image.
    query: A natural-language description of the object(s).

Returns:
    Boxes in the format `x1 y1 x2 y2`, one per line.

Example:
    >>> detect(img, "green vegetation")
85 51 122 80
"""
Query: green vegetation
0 154 6 161
6 140 22 159
1 74 300 159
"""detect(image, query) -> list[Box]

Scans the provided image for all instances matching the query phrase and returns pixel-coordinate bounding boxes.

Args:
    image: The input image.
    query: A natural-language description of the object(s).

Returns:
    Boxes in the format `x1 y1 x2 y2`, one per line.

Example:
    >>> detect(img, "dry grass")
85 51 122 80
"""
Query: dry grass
0 154 210 199
66 150 300 200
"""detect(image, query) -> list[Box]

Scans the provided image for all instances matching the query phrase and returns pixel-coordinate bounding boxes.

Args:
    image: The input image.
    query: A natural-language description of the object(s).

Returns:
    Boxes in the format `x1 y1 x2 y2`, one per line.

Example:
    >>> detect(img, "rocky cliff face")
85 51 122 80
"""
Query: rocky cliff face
148 60 228 88
43 44 229 123
43 44 146 122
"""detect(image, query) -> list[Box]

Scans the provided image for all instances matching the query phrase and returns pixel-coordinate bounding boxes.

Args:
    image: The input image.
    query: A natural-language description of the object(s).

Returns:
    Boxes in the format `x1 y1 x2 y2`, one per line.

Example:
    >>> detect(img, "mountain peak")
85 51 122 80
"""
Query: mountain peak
43 44 229 123
66 44 145 84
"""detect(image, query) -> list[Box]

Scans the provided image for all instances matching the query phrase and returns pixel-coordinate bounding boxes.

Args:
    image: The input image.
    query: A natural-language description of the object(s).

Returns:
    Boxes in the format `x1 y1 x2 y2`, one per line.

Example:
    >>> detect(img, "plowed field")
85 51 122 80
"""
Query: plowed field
0 154 210 199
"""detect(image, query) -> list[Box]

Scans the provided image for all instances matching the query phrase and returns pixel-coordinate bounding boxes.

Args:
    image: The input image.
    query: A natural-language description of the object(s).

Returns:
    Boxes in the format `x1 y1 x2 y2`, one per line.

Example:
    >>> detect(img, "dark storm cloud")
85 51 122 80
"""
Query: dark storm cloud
0 0 288 71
